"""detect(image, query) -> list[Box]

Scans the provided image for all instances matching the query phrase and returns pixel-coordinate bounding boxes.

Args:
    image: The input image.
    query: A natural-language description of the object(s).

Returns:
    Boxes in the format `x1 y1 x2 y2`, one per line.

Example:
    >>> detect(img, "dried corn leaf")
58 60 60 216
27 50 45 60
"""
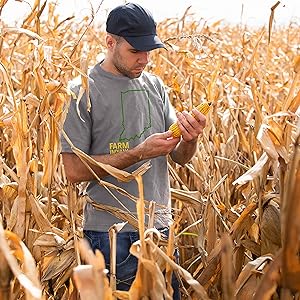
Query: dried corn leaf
235 255 273 297
0 216 42 299
268 1 280 44
261 200 281 255
73 265 103 300
282 131 300 290
232 152 270 185
253 250 281 300
33 232 66 248
76 239 113 300
131 238 210 299
221 233 235 300
41 248 75 281
28 194 53 233
2 27 43 42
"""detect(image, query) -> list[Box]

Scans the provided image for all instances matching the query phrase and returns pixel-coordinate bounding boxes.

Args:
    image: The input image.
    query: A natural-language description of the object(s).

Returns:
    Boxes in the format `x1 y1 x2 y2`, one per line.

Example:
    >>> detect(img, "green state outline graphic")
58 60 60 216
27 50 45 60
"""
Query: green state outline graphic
119 89 152 142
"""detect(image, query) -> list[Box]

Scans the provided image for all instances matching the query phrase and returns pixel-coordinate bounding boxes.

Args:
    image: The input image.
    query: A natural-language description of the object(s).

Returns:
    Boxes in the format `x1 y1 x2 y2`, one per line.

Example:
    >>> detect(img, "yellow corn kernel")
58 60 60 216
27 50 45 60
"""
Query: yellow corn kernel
169 122 182 138
169 102 211 138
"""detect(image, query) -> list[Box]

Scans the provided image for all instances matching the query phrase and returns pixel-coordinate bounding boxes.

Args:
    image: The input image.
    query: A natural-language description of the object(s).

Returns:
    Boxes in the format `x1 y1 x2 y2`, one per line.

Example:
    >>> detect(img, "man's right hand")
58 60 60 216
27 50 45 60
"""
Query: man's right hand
137 131 180 160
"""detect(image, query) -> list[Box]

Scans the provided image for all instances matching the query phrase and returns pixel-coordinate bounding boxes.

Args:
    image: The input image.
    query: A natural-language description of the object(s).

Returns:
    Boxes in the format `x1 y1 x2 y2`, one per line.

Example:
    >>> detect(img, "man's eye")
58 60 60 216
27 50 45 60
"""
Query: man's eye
131 50 138 53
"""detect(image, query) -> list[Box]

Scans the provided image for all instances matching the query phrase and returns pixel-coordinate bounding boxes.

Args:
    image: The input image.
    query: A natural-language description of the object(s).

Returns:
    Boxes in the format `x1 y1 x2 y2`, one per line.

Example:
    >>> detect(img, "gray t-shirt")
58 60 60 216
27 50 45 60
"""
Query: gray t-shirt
61 64 177 231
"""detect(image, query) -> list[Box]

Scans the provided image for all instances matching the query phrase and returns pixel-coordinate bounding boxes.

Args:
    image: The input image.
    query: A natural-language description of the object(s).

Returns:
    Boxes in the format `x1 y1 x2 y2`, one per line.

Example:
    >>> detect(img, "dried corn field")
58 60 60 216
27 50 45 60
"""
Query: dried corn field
0 1 300 299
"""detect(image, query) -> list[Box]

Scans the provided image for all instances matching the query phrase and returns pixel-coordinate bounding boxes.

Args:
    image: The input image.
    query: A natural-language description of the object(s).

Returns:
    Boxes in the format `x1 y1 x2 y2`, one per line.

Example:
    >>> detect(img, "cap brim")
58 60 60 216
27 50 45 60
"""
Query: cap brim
124 35 165 51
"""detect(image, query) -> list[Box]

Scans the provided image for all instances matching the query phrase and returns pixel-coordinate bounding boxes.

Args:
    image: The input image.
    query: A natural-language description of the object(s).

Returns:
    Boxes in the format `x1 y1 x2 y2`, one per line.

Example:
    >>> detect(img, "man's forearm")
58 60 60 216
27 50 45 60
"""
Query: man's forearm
170 138 198 166
62 131 180 183
62 146 143 183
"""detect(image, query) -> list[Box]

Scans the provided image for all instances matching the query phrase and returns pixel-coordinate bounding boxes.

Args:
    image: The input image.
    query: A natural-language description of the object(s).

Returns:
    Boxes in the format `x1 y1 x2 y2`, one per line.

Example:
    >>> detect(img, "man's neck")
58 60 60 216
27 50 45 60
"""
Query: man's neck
100 58 122 77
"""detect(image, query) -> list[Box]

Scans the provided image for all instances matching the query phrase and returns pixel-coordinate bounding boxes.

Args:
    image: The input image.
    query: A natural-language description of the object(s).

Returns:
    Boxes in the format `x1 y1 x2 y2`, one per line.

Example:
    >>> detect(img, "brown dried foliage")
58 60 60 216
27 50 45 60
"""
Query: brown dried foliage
0 1 299 299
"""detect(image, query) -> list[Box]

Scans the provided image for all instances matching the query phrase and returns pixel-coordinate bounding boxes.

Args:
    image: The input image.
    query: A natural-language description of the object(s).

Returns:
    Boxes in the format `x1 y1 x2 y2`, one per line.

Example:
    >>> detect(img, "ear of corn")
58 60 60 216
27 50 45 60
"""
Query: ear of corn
169 102 211 138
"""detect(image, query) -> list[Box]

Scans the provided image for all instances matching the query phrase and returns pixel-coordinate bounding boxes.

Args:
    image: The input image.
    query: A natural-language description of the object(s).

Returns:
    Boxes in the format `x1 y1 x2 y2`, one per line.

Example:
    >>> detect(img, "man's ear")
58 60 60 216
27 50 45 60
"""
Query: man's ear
106 34 115 49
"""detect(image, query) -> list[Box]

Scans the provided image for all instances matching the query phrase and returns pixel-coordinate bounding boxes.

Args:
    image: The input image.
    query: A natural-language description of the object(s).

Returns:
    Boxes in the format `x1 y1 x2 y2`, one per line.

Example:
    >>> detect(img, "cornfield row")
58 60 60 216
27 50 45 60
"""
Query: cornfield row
0 1 299 299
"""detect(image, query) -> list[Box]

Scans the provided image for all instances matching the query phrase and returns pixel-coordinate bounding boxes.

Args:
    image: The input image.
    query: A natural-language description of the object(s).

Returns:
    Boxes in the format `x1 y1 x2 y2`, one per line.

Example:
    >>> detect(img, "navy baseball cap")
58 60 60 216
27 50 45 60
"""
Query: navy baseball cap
106 3 165 51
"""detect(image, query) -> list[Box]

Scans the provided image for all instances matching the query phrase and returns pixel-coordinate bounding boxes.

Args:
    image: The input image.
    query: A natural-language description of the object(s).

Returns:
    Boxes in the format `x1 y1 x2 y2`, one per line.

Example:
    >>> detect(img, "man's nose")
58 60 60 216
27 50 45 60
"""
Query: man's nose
138 51 149 64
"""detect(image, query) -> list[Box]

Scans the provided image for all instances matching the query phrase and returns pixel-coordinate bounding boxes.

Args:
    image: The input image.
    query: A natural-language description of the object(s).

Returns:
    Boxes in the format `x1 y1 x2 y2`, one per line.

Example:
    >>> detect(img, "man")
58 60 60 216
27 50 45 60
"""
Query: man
61 3 206 299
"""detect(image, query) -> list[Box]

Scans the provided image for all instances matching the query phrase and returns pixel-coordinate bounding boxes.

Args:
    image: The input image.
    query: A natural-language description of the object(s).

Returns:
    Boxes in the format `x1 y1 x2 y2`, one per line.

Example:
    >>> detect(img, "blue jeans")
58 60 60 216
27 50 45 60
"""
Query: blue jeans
84 229 181 299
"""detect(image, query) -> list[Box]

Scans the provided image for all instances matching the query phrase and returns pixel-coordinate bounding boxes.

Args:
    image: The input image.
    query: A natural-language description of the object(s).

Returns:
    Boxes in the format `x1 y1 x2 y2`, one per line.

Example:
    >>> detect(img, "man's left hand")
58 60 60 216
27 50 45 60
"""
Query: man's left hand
175 108 207 142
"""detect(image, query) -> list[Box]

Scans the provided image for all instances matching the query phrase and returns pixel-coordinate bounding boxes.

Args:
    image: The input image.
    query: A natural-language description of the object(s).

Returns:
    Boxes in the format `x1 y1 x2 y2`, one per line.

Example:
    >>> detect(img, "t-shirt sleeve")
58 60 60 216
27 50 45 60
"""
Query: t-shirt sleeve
60 88 92 154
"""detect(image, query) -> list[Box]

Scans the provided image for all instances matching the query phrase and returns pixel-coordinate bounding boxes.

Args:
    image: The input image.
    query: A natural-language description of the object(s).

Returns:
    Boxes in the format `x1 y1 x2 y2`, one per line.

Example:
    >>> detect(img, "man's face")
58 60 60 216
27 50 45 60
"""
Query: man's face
111 37 150 79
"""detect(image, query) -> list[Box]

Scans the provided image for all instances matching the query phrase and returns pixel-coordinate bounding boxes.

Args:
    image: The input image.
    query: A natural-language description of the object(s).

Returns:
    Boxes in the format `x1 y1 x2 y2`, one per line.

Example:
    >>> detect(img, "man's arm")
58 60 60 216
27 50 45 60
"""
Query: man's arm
170 108 207 165
62 131 180 183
